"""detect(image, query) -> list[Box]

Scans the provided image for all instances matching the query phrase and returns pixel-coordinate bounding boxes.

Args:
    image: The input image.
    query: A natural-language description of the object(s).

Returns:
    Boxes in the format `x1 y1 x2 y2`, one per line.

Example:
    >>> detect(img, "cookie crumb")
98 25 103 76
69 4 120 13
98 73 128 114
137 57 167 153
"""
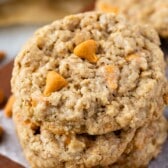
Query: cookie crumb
68 137 85 153
125 53 139 62
4 95 14 118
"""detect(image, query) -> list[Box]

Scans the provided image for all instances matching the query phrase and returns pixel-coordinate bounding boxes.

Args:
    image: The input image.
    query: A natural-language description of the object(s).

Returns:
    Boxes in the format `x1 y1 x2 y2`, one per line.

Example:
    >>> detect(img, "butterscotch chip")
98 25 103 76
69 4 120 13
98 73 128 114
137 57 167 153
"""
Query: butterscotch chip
4 95 14 118
31 99 37 107
74 39 98 63
96 0 168 38
0 51 6 61
103 65 119 90
43 71 68 96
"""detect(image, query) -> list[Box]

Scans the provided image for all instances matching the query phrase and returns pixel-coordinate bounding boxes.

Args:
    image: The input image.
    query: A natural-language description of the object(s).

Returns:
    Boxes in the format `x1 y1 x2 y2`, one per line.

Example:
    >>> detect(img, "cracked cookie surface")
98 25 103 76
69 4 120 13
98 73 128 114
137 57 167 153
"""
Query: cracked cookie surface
12 12 167 135
11 12 168 168
111 116 167 168
13 111 136 168
13 111 167 168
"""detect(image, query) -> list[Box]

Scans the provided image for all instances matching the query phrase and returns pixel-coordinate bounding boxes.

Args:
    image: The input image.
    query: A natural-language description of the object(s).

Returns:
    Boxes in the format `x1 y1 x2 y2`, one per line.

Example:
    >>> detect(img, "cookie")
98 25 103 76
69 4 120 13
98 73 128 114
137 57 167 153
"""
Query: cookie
13 111 167 168
96 0 168 38
13 111 136 168
11 12 167 135
112 116 167 168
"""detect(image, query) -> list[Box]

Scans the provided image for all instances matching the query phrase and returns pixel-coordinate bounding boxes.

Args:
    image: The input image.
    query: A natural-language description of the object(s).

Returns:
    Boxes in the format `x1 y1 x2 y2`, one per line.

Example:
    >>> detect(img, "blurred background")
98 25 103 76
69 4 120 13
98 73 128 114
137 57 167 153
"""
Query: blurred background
0 0 95 67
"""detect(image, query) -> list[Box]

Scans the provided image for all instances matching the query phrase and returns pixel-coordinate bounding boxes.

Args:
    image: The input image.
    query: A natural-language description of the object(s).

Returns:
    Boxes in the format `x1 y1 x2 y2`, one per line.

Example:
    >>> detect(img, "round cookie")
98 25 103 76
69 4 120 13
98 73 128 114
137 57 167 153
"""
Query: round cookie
96 0 168 38
13 111 136 168
13 110 167 168
12 12 167 136
111 116 167 168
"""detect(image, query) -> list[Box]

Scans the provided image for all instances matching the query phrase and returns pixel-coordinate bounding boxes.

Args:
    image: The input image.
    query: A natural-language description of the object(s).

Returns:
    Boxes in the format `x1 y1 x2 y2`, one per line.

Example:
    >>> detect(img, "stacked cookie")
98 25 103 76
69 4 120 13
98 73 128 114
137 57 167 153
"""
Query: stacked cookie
12 12 168 168
96 0 168 39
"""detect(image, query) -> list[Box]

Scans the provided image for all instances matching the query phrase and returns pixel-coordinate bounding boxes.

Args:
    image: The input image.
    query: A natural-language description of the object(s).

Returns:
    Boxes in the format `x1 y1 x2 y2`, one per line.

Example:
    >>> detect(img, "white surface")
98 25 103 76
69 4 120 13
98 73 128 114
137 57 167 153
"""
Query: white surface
0 111 29 167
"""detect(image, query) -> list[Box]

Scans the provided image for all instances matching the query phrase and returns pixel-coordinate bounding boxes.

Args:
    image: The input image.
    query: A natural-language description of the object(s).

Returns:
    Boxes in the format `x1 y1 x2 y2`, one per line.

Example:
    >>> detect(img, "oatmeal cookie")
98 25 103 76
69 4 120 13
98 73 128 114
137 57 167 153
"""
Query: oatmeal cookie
96 0 168 38
11 12 167 135
111 116 168 168
13 111 136 168
13 111 167 168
